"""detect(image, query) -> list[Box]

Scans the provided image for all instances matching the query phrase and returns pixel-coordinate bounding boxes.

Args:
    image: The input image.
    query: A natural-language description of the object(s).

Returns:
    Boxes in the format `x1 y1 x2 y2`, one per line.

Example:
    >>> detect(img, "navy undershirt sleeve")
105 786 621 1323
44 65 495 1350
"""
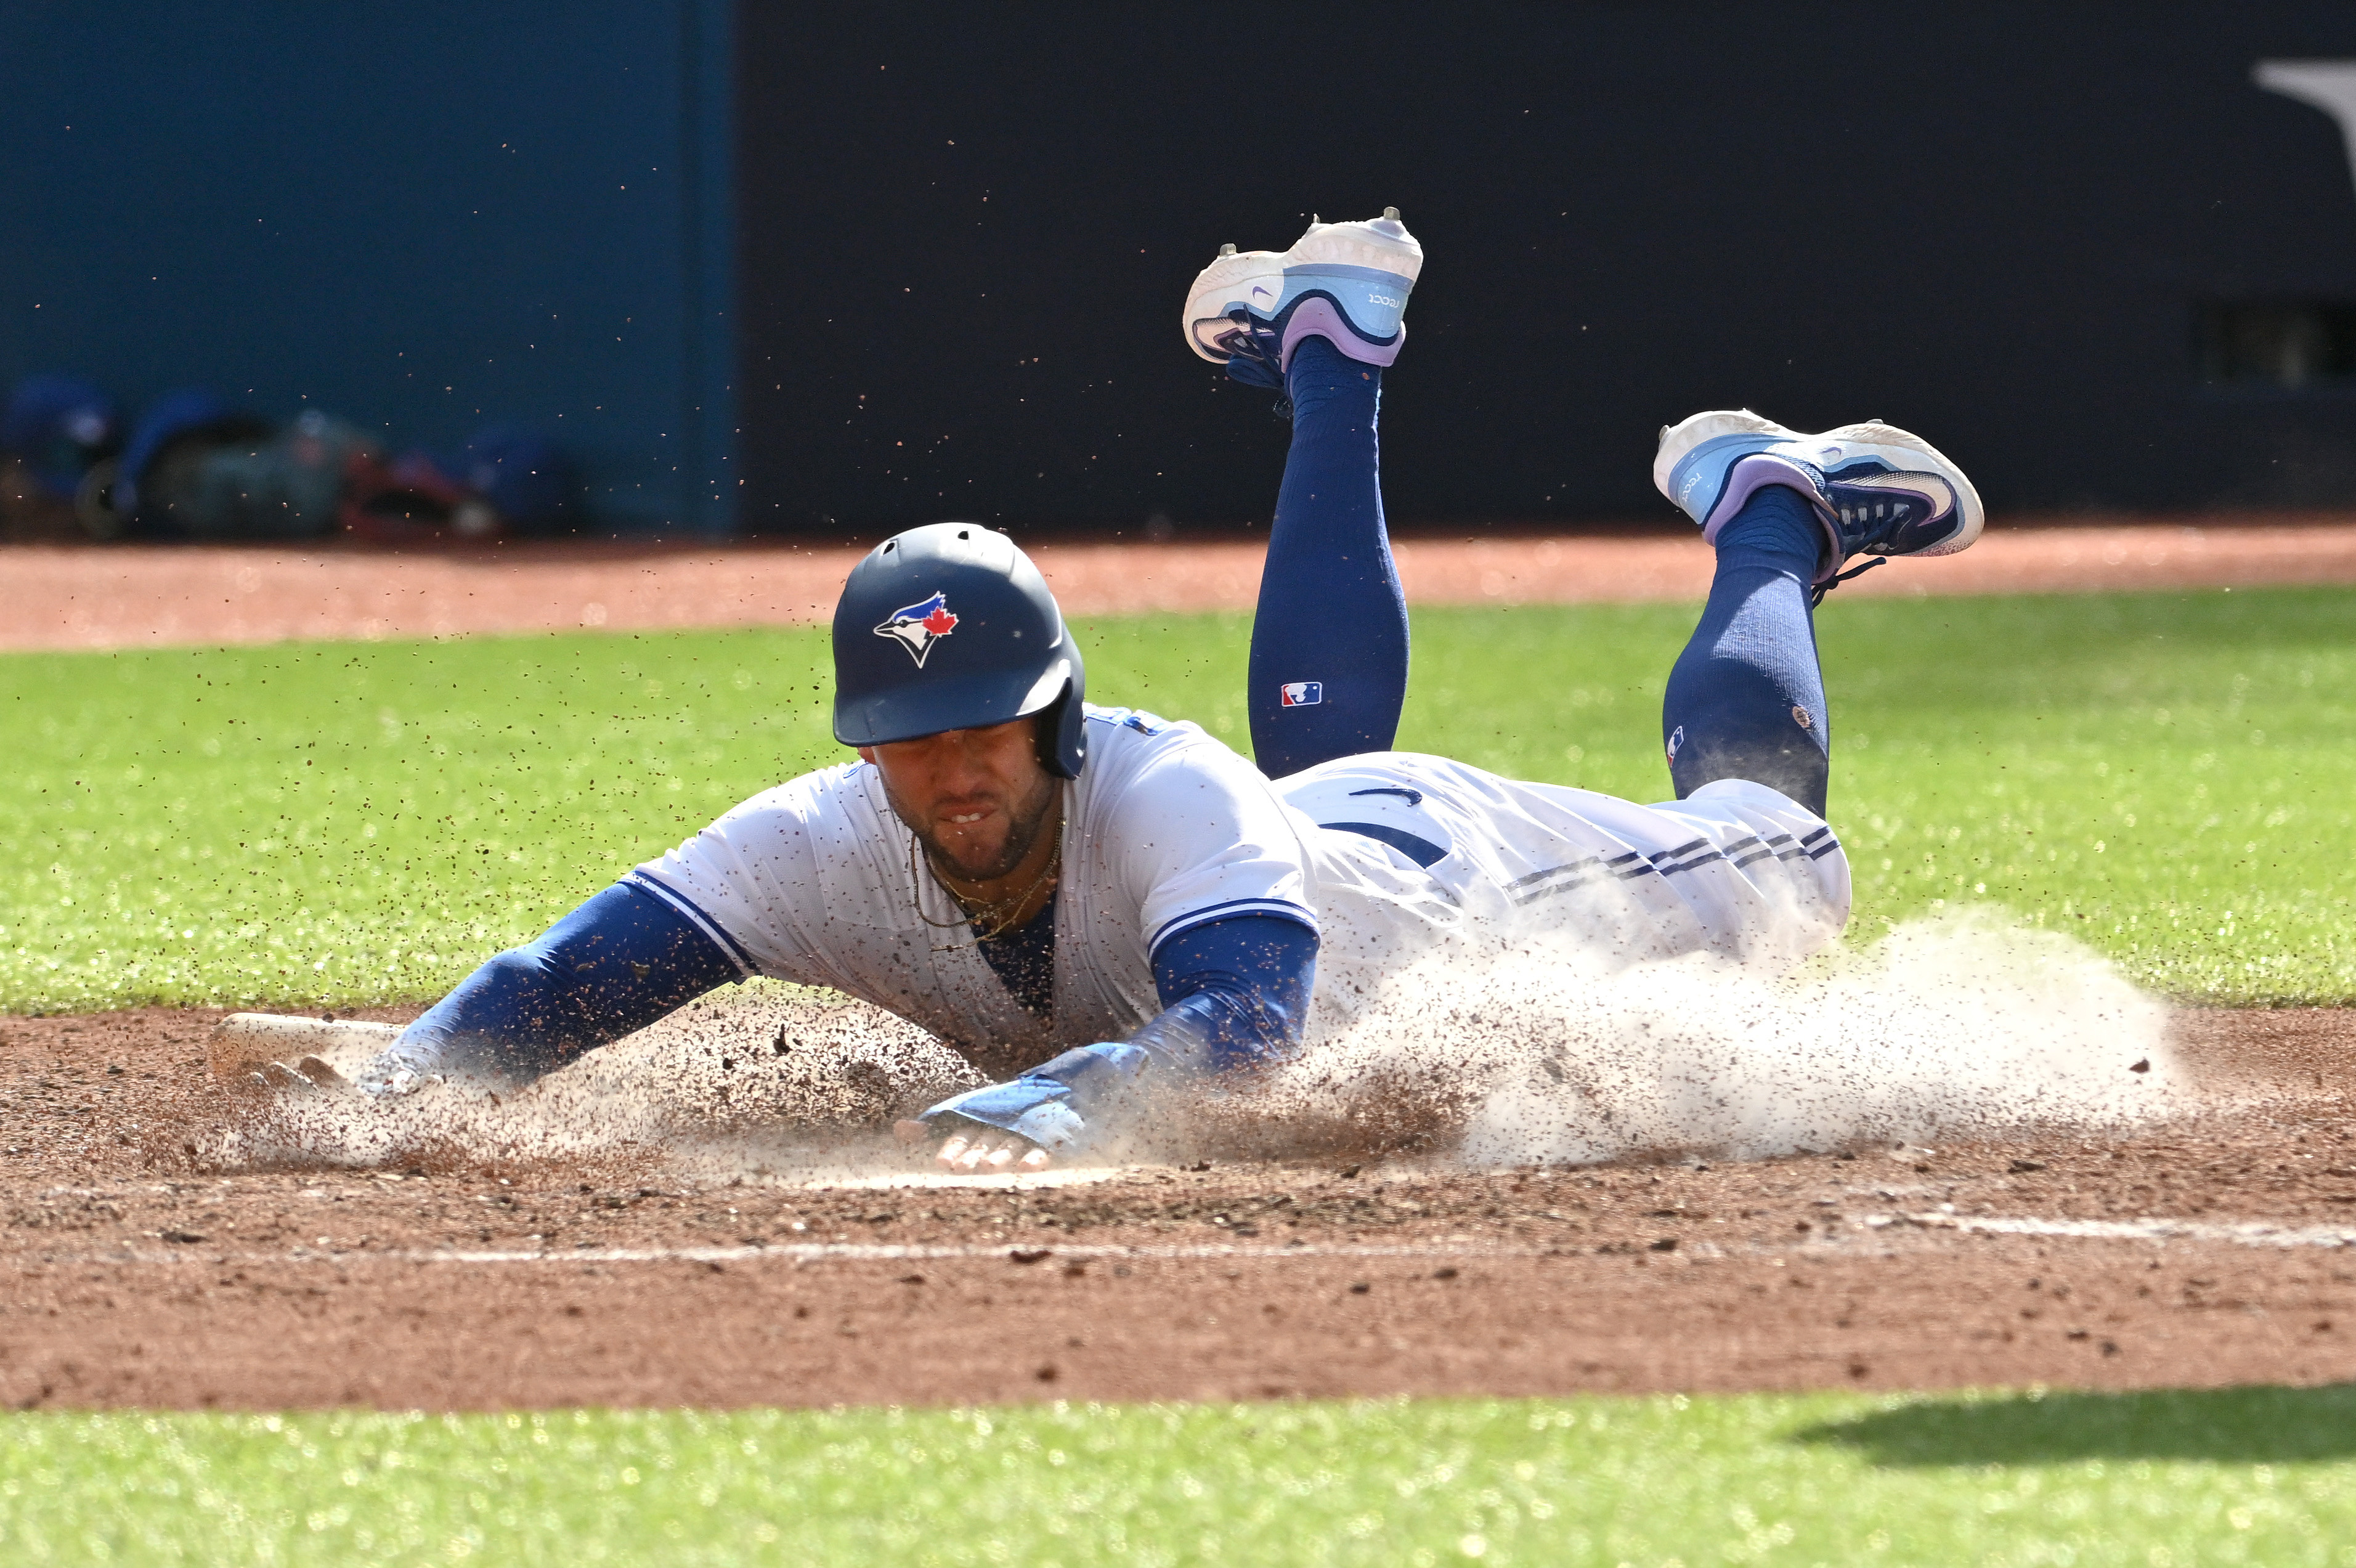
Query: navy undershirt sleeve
1136 912 1320 1073
397 880 741 1084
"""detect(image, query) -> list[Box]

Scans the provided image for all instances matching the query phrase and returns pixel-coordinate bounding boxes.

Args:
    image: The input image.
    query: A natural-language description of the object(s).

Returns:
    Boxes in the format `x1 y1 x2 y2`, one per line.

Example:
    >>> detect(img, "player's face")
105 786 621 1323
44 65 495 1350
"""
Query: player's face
860 718 1058 885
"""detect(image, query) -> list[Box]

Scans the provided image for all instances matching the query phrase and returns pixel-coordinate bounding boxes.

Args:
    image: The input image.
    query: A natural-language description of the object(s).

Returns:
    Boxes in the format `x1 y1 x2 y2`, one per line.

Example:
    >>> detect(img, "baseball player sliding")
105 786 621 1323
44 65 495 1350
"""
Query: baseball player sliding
317 209 1982 1170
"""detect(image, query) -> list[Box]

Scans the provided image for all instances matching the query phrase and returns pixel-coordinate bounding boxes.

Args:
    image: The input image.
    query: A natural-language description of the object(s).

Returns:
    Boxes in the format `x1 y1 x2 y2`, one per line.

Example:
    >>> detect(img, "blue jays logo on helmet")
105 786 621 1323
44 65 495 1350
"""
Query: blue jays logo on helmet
833 523 1089 778
874 591 961 667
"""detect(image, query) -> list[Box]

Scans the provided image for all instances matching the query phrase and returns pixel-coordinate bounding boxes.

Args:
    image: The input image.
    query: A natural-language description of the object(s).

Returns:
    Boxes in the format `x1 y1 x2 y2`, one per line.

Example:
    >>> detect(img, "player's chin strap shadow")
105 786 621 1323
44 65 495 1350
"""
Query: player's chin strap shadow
1810 554 1887 608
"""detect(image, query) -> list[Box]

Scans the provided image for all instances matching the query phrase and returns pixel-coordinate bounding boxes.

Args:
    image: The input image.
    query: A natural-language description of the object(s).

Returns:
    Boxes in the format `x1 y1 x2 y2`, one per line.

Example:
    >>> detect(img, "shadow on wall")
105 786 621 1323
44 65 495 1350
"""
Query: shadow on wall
1792 1384 2356 1466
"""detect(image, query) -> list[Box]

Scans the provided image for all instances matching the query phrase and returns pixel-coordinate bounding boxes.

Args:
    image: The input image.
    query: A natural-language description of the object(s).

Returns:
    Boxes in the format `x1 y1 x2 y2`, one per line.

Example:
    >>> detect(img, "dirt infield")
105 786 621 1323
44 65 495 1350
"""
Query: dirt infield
8 517 2356 651
2 1003 2353 1411
8 529 2355 1412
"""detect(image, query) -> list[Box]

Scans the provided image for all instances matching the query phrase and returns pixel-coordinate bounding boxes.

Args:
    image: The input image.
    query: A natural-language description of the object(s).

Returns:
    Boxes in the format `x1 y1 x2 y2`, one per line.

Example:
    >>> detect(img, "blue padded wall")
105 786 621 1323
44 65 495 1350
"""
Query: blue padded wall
0 1 734 532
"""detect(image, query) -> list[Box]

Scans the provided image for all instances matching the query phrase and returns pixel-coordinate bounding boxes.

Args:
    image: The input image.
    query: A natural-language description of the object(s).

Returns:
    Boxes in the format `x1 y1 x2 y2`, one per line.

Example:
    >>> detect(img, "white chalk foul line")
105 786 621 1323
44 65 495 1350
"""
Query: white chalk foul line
396 1240 1530 1265
19 1213 2356 1270
1892 1212 2356 1249
26 1239 1546 1269
305 1214 2356 1264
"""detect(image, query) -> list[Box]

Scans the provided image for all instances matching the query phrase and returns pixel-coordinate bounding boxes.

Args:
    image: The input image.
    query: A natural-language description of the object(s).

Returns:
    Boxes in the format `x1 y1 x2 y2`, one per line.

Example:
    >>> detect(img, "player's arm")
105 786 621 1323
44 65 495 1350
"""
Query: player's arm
355 882 741 1094
357 784 839 1096
920 911 1318 1167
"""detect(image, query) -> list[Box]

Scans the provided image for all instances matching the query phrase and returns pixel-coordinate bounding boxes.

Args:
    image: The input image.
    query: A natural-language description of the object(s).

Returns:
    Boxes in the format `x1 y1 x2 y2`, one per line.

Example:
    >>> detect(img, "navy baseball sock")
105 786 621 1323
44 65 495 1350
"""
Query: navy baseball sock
1247 334 1409 777
1660 481 1834 816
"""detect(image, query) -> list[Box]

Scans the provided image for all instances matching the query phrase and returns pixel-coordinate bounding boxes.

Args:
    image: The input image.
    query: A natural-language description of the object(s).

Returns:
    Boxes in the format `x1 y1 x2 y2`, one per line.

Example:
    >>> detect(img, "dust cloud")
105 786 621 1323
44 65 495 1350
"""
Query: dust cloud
219 914 2180 1179
1259 909 2182 1168
217 983 982 1179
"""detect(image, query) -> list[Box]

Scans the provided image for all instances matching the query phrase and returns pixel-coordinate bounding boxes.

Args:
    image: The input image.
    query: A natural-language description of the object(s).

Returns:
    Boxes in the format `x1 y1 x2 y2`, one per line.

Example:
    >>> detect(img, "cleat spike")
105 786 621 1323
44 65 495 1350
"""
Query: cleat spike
1219 243 1236 256
1383 206 1400 220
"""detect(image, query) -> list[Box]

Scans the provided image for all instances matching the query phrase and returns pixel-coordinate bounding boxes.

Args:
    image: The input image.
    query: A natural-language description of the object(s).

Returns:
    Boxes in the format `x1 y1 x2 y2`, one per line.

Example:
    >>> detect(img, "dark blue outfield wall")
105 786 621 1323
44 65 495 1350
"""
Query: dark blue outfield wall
14 6 2356 541
0 2 734 532
736 2 2356 534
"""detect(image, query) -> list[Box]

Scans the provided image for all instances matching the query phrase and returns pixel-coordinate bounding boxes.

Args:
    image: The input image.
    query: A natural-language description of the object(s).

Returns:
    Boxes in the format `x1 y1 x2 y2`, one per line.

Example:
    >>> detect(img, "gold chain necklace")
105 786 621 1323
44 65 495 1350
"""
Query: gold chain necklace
909 814 1063 944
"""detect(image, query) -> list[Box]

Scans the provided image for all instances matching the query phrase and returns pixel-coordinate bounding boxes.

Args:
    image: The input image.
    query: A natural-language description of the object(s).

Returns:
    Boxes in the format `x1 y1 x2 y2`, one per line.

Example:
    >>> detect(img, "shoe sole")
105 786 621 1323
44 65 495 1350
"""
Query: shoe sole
1278 218 1424 364
1653 408 1986 556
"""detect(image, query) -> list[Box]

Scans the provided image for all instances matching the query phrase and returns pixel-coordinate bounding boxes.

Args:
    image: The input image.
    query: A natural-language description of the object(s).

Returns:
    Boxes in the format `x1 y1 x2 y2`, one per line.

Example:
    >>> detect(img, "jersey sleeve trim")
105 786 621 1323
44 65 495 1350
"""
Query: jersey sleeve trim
1148 897 1319 958
621 869 758 977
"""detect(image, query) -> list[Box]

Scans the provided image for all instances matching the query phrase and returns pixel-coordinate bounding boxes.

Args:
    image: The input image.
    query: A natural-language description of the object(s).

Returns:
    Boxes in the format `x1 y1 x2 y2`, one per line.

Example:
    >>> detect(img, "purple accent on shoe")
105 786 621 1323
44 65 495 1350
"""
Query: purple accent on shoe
1704 454 1841 576
1277 299 1406 372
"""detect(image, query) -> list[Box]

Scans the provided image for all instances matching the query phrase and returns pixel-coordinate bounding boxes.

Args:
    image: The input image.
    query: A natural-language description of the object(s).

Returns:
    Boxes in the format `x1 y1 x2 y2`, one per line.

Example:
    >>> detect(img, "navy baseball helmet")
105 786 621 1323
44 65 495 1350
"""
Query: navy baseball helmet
832 523 1087 778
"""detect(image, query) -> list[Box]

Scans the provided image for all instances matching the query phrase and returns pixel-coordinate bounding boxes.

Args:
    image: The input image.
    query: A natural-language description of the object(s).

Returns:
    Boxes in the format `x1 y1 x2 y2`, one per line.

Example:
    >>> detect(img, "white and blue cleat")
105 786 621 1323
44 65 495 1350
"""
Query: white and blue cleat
1653 410 1985 594
1184 209 1424 386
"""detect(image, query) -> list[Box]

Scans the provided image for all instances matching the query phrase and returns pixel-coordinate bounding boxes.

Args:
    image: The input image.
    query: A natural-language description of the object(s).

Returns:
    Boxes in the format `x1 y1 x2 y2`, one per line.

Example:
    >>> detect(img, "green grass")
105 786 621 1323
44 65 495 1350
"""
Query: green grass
8 1387 2356 1566
8 596 2352 1558
4 587 2352 1013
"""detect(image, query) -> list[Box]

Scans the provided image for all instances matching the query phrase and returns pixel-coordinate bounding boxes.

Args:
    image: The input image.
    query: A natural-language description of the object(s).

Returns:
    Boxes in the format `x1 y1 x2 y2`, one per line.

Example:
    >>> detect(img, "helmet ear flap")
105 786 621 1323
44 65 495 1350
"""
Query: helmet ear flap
1034 683 1087 779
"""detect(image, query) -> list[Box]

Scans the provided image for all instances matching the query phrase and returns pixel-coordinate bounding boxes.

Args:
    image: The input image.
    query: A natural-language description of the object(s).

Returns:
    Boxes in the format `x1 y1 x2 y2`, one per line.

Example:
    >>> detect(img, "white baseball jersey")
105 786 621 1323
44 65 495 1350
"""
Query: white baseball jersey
628 705 1848 1076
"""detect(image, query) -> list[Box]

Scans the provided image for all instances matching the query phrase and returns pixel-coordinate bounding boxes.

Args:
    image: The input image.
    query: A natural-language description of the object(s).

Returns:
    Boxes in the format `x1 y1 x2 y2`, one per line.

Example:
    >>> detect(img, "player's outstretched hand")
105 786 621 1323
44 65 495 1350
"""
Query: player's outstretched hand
897 1119 1052 1172
936 1126 1050 1172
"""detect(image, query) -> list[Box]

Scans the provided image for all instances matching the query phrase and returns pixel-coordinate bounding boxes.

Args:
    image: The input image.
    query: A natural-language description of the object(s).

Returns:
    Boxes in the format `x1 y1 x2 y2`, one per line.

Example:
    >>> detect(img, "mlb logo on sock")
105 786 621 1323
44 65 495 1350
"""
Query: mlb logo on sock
1280 681 1323 707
